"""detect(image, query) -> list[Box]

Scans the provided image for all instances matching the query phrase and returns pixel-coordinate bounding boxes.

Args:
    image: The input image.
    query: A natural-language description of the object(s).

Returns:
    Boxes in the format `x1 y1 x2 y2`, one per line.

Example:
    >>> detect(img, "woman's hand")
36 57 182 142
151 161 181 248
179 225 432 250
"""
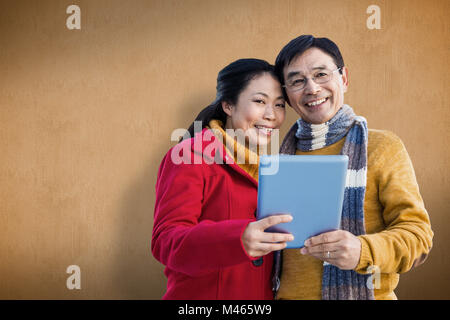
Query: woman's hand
242 215 294 258
300 230 361 270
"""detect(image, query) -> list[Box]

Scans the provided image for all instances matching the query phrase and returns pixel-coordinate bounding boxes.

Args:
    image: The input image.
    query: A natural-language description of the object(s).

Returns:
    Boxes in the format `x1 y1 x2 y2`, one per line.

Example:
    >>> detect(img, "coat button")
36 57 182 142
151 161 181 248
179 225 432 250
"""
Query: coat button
252 257 263 267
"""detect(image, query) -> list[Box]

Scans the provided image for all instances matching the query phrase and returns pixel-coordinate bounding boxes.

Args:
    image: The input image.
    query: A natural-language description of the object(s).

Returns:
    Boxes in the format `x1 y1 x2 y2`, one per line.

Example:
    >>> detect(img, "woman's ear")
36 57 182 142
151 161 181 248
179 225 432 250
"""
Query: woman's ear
221 101 233 117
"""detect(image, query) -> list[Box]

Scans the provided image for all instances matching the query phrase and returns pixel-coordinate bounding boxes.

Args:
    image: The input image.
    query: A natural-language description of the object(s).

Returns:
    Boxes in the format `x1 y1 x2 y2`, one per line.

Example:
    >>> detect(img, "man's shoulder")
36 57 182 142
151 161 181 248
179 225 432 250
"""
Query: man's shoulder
367 128 407 162
368 128 403 146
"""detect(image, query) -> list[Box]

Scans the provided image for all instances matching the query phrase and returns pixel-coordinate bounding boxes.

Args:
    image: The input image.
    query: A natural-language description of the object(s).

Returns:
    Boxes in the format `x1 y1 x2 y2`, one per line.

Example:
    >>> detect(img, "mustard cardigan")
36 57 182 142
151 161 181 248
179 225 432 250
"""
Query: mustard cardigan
277 129 433 300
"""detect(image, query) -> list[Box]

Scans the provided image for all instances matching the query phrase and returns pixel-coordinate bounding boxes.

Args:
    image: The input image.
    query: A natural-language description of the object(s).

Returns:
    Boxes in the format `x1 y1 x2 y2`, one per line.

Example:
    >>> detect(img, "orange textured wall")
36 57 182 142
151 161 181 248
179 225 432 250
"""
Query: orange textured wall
0 0 448 299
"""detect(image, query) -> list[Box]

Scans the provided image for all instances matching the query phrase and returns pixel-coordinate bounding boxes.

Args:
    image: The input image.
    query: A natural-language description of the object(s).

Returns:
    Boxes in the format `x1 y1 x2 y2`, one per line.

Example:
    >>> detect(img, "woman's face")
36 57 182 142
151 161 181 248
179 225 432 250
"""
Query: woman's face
223 73 286 147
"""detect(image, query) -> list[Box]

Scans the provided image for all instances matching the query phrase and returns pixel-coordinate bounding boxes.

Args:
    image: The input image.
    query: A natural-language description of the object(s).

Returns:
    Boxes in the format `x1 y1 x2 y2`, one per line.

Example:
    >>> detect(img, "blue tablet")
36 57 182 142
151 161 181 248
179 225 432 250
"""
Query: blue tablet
256 155 348 249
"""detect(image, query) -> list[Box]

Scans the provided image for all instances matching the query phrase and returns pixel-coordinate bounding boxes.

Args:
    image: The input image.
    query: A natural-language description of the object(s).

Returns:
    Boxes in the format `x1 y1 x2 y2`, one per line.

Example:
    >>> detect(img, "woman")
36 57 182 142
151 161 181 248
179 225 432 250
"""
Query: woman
152 59 294 300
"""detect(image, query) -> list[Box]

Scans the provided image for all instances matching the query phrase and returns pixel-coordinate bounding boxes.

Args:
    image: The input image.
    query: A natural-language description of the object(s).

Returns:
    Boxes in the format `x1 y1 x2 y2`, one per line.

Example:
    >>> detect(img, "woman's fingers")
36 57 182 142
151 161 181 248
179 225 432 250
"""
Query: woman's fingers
242 214 294 257
257 214 293 230
260 231 294 243
253 242 289 256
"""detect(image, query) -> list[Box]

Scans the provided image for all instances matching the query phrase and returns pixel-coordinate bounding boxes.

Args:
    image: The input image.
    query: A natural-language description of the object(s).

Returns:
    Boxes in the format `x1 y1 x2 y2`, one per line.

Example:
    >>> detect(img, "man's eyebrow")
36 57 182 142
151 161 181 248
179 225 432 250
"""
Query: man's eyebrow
286 65 328 79
286 71 300 79
311 65 328 70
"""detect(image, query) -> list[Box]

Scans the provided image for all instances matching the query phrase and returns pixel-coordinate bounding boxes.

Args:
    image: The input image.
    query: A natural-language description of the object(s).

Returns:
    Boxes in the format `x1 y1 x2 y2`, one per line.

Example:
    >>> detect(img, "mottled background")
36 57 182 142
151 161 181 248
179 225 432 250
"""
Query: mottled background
0 0 448 299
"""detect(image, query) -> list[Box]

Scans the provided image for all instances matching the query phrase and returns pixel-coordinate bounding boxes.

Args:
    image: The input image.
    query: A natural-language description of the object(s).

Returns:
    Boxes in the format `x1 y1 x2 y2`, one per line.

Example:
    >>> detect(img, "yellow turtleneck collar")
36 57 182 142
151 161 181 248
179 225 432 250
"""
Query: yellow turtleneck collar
208 119 259 181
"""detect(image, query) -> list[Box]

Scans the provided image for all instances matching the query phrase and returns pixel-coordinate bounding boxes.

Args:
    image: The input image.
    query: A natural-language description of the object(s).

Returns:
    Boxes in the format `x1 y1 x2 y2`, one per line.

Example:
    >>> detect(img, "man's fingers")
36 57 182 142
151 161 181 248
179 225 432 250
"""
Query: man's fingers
304 250 340 261
304 230 345 247
302 242 341 255
258 214 293 230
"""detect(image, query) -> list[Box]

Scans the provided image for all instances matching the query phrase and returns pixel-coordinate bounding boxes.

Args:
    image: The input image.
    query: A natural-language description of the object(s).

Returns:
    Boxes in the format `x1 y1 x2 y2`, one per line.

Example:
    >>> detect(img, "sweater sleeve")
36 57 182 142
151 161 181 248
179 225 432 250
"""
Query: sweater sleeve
151 150 255 277
355 132 433 274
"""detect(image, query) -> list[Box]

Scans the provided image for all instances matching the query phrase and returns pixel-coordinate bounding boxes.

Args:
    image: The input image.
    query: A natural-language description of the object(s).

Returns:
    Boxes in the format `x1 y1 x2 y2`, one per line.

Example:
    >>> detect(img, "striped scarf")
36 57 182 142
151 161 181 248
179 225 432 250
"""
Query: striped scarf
276 104 374 300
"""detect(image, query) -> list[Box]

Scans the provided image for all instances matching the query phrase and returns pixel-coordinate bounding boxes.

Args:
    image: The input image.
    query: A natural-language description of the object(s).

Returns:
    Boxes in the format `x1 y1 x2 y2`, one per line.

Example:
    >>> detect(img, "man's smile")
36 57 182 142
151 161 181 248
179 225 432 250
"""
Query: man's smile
304 97 329 109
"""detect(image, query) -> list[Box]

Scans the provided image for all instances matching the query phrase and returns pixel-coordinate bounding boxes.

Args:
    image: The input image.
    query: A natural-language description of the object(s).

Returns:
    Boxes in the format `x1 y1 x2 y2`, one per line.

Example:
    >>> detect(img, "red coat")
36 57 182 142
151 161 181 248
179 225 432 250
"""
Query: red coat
152 128 274 300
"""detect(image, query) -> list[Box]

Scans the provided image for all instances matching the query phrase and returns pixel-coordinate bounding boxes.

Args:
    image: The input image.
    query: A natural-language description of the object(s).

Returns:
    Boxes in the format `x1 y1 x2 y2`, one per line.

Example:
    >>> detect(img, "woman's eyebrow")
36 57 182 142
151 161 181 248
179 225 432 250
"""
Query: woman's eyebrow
253 92 285 101
253 92 269 97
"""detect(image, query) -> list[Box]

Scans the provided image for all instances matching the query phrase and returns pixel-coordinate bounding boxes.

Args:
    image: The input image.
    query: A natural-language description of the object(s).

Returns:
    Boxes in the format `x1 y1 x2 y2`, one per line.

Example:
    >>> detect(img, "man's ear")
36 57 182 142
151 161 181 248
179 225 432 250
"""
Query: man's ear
221 101 233 117
341 66 349 93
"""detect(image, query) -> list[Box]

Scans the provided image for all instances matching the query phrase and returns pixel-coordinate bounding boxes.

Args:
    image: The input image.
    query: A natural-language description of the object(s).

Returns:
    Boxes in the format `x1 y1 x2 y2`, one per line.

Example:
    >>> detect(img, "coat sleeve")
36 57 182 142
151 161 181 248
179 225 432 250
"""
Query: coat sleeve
151 149 256 277
355 132 433 274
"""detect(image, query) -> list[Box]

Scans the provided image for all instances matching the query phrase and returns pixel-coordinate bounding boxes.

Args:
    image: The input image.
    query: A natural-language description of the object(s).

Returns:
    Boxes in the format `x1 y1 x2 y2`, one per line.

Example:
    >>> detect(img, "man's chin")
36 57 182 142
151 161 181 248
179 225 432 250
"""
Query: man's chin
302 109 337 125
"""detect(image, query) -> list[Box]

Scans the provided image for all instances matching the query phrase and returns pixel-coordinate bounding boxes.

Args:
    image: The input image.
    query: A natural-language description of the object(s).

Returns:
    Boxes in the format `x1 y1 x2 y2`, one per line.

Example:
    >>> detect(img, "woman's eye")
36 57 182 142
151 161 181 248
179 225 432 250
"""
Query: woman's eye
254 99 265 104
277 104 286 108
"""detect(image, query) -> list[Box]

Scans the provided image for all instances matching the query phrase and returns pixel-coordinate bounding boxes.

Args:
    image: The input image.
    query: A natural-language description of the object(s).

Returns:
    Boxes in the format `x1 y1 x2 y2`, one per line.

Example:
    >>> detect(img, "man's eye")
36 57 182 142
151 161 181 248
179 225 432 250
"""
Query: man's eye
254 99 265 104
316 72 328 78
291 78 305 86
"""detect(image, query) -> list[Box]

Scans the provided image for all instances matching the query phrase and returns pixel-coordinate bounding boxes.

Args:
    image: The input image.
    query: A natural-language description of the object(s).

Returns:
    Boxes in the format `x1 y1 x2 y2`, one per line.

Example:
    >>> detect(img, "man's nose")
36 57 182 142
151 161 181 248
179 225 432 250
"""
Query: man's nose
304 78 321 94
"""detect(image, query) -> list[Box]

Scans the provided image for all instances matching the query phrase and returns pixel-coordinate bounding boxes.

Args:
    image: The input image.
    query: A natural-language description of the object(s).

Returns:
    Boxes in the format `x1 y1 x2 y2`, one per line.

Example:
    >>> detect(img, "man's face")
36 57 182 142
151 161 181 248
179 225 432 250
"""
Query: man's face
283 47 348 124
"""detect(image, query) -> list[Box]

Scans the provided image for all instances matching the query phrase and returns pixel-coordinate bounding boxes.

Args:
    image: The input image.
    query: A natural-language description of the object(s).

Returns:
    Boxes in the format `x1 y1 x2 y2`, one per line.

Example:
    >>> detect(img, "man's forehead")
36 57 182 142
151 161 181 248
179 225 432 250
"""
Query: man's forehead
284 48 336 74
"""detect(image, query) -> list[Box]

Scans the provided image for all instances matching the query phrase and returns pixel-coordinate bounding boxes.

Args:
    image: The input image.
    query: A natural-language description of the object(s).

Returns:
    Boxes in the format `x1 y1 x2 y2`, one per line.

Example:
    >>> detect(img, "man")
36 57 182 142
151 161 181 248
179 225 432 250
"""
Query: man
272 35 433 300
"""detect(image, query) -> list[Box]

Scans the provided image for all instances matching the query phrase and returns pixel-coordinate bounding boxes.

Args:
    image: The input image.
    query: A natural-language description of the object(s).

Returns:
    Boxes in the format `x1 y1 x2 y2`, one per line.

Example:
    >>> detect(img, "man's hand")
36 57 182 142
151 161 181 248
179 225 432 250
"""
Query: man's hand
242 215 294 258
300 230 361 270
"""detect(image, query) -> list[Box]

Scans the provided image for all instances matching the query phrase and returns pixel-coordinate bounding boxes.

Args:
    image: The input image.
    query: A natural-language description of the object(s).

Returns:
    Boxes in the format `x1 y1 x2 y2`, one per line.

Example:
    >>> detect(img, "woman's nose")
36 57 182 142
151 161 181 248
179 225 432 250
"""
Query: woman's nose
264 105 276 120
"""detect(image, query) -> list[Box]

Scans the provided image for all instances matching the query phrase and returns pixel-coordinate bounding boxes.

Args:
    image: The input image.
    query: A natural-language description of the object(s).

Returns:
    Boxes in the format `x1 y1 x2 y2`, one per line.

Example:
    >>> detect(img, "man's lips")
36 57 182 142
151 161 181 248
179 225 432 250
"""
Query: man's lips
304 97 329 108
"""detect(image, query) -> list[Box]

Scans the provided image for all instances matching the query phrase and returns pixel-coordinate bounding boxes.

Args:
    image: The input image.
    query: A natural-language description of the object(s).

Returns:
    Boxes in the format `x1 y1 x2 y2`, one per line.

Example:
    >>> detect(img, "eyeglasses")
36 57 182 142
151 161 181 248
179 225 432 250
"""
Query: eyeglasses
283 67 342 91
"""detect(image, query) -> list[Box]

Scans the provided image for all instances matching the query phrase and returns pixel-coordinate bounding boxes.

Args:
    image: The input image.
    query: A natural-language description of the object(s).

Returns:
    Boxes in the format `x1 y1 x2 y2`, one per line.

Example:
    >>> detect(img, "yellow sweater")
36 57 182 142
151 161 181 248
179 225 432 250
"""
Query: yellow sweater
277 129 433 300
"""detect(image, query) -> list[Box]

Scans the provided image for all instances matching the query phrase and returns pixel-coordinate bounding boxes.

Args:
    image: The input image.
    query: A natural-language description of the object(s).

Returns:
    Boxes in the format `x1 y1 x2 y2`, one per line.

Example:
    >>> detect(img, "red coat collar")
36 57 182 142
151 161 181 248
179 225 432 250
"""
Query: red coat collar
190 128 258 187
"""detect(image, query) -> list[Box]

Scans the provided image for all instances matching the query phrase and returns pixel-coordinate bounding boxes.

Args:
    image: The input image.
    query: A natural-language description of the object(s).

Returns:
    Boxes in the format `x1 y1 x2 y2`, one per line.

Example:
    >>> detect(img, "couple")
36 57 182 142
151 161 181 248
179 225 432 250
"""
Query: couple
151 35 433 300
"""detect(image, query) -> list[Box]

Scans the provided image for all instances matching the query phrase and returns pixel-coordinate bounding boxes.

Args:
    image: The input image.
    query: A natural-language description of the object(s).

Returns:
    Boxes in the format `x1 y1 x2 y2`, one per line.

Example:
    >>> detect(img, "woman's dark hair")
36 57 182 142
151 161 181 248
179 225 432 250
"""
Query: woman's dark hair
274 35 345 86
184 58 278 140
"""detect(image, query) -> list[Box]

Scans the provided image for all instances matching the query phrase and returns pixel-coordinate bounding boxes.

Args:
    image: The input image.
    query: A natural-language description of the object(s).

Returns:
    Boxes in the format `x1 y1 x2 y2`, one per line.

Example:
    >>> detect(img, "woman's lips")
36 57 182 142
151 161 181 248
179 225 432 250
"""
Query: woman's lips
255 125 274 136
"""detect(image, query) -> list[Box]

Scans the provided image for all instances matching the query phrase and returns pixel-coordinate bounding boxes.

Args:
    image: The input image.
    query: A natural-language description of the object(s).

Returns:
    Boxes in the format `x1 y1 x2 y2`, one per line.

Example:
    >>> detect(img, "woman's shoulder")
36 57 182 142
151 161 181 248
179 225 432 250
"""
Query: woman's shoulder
158 129 228 177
